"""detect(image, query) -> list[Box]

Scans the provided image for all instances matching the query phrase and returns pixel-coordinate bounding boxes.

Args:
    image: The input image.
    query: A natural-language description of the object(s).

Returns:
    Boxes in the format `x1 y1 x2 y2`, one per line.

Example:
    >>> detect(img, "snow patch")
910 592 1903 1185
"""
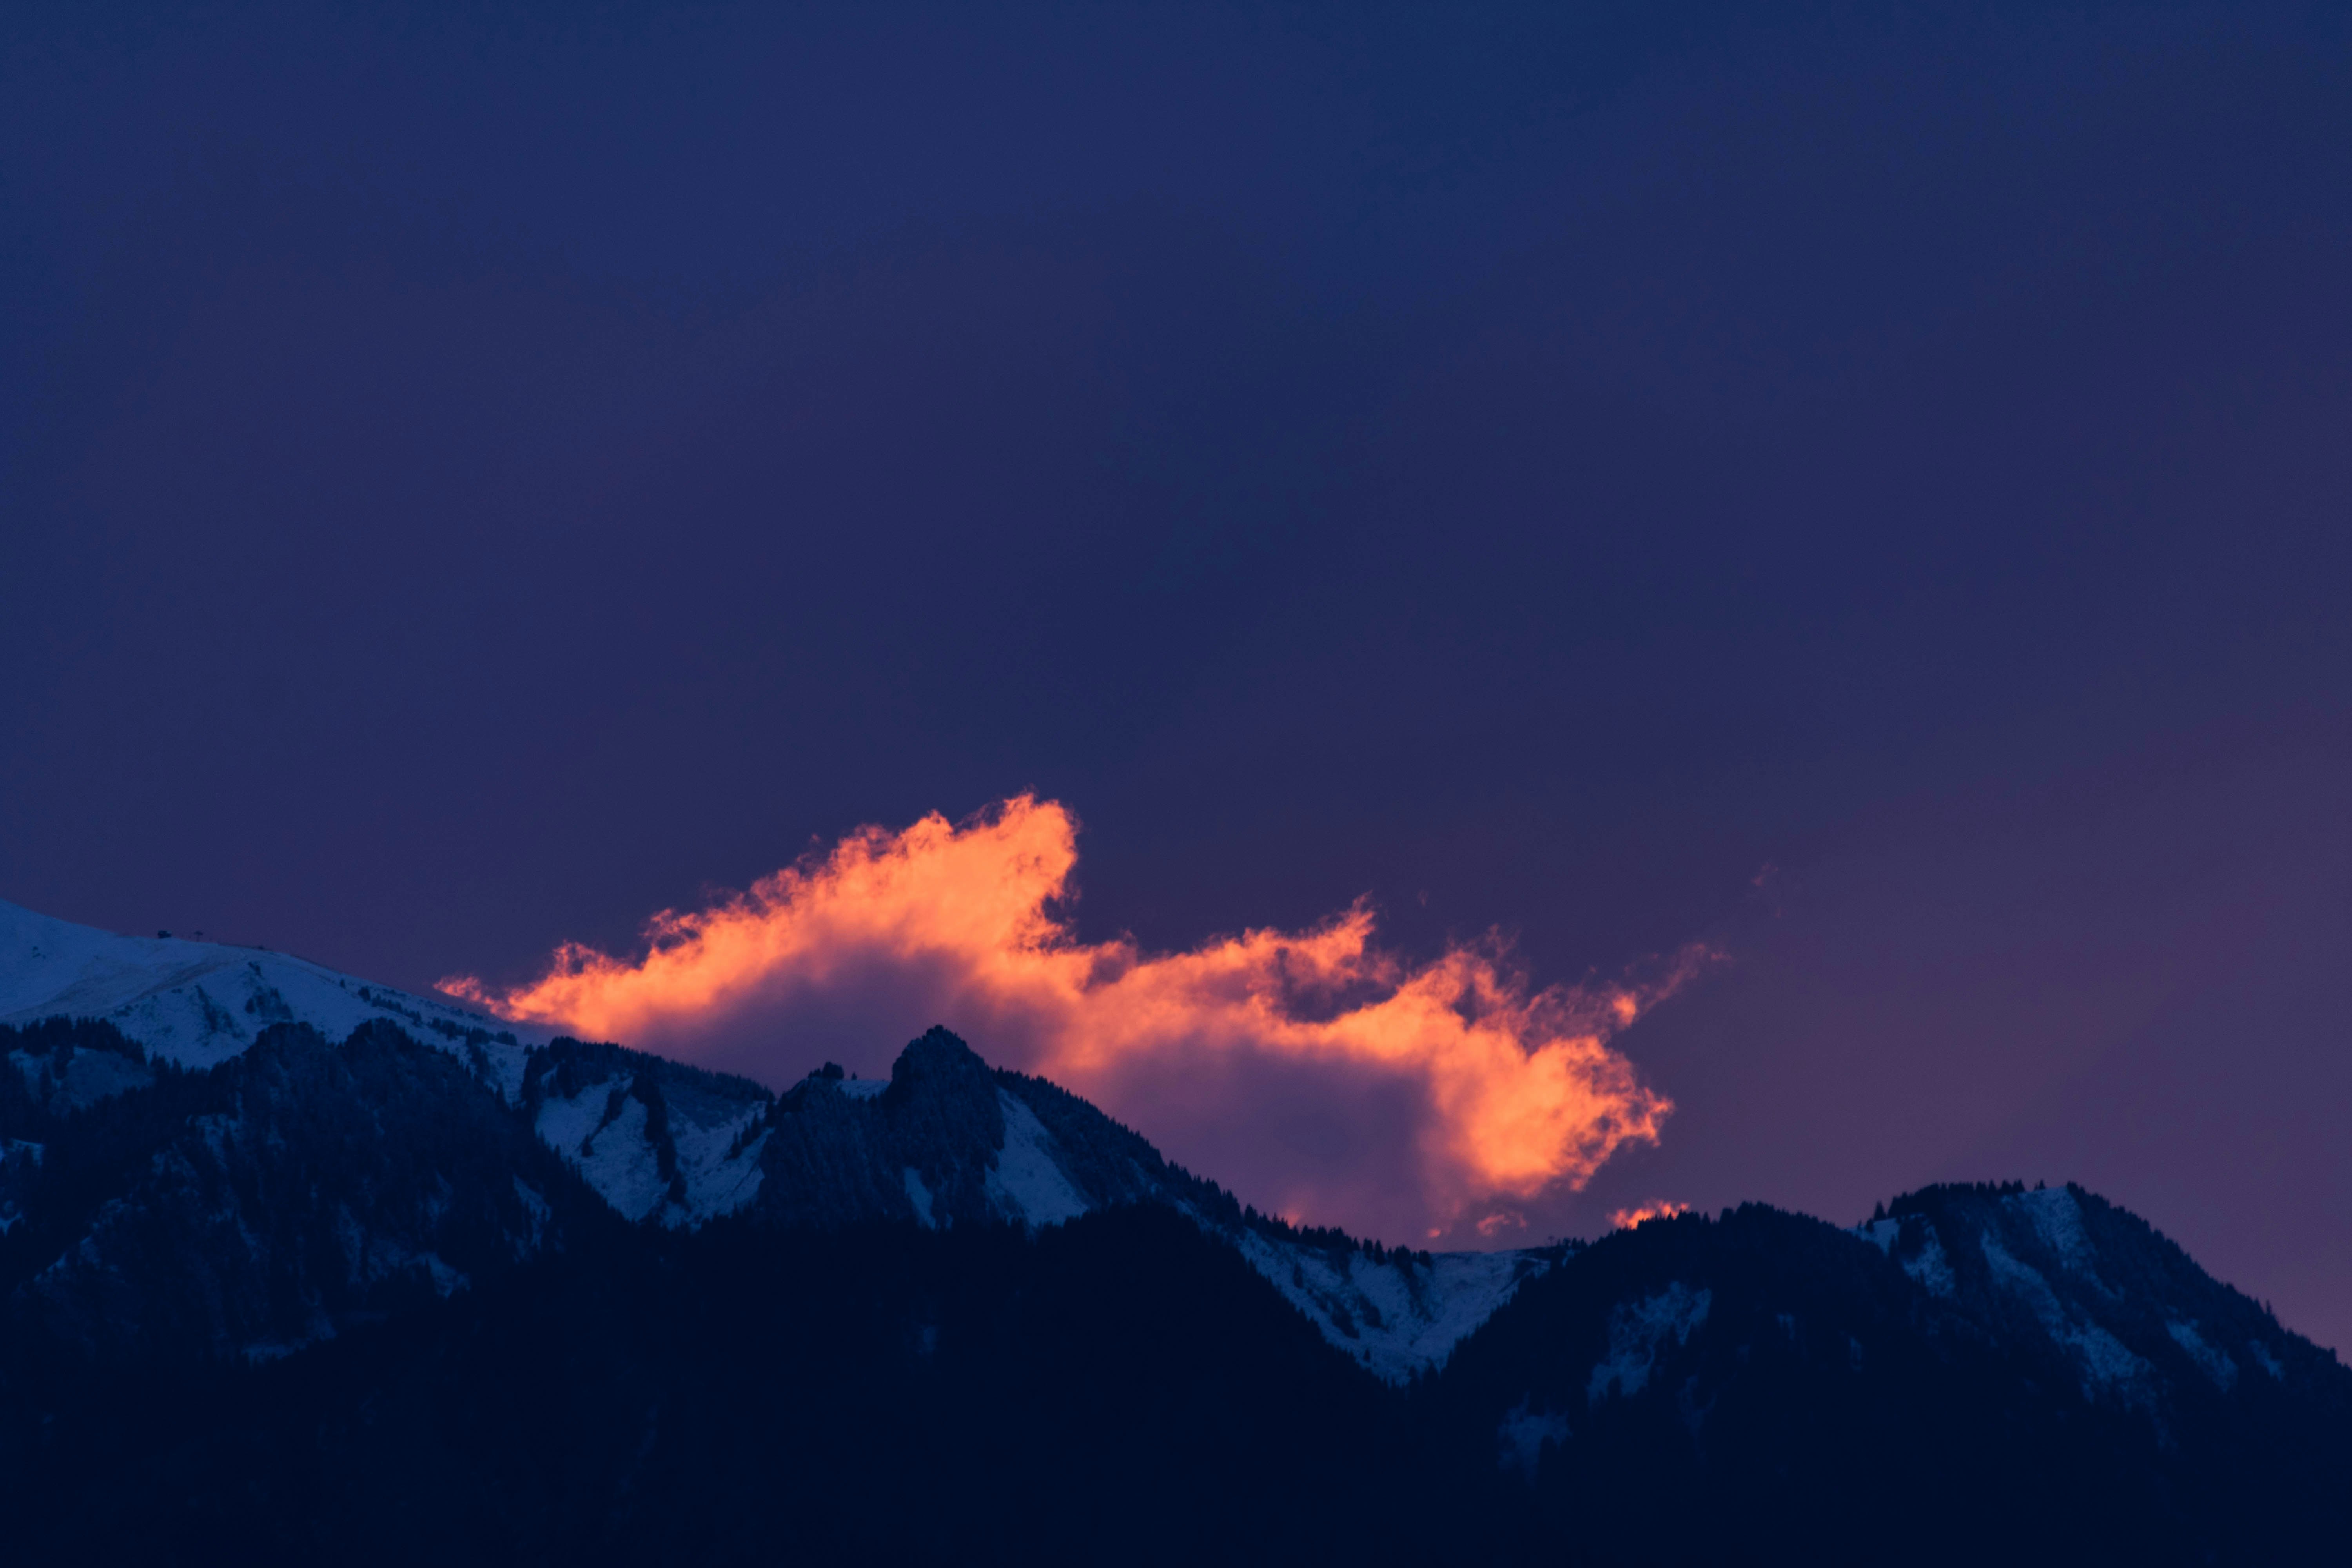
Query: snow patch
0 1142 33 1241
660 1098 769 1226
536 1078 622 1158
9 1045 150 1110
327 1203 475 1303
1497 1396 1570 1480
1587 1283 1712 1405
2011 1186 2118 1299
1856 1217 1900 1255
534 1088 670 1223
2248 1341 2284 1381
2166 1319 2239 1392
1900 1220 1956 1297
985 1090 1091 1229
904 1167 938 1230
535 1073 765 1228
576 1096 670 1222
511 1178 552 1254
421 1252 468 1297
1980 1230 2149 1400
1230 1229 1551 1385
2015 1186 2097 1276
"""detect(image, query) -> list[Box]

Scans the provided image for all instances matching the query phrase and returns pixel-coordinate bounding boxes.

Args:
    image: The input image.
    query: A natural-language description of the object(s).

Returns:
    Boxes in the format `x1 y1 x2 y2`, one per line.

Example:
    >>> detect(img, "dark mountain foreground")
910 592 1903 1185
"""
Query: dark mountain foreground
2 1007 2345 1565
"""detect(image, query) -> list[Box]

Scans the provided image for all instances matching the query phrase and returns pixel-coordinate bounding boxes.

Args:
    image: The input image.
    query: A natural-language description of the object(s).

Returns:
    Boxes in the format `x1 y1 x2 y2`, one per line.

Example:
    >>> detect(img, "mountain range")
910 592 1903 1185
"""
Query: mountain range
3 898 2345 1564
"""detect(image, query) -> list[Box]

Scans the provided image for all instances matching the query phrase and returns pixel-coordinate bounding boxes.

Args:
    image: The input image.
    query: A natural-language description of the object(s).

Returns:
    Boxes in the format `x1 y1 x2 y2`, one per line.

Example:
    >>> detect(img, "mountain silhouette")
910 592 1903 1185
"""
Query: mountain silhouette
2 898 2345 1564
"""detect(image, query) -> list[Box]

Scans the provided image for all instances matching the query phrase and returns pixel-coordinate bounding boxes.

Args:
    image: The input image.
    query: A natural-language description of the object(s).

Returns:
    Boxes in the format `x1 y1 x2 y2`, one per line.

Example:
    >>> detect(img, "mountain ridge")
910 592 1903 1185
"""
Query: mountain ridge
4 895 2347 1563
0 898 1551 1379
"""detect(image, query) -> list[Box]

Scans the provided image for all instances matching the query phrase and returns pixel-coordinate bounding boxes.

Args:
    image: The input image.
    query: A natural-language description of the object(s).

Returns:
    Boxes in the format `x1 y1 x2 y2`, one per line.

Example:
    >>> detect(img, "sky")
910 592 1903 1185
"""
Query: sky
3 3 2347 1345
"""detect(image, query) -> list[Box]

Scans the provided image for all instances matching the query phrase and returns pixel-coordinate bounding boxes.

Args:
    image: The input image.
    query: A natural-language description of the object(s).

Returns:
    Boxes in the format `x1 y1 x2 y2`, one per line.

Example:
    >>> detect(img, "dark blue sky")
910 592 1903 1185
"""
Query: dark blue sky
4 3 2348 1342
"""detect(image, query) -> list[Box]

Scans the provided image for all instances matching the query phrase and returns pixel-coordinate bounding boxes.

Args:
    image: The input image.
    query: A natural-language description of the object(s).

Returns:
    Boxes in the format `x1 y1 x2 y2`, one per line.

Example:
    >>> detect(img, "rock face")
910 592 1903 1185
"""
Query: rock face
745 1028 1165 1231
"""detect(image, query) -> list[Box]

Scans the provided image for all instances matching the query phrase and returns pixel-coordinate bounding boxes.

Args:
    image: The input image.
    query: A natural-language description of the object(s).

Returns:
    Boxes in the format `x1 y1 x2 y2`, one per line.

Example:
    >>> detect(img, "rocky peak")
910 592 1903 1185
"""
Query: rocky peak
753 1027 1022 1231
886 1025 997 1099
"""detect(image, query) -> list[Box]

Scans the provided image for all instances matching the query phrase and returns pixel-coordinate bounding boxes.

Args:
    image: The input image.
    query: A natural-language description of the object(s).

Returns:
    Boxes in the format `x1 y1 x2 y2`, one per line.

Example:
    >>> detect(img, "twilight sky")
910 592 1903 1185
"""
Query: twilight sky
4 4 2347 1345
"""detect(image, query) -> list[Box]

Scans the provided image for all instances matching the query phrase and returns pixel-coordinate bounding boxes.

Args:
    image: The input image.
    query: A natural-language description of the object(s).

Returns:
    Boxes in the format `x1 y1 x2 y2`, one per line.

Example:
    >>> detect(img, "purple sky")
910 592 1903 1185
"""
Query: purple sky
3 3 2347 1347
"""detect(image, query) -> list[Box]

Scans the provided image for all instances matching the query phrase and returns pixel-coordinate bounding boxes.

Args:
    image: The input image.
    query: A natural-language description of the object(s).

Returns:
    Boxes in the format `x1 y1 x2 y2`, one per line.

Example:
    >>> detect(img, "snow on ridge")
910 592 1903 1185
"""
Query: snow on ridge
2 898 791 1230
1230 1227 1552 1385
0 898 546 1087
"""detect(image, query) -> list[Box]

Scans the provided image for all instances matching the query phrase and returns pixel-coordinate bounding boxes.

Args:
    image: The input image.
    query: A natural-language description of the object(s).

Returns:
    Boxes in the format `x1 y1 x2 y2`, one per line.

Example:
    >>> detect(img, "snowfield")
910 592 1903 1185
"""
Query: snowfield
1228 1225 1557 1385
0 898 547 1078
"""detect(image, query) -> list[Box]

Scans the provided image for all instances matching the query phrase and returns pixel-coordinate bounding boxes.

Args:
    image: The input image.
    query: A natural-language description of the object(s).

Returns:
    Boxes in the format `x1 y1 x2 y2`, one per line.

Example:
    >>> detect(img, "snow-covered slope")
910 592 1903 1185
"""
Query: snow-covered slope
0 899 777 1227
1230 1229 1559 1385
0 898 545 1082
1852 1181 2305 1414
520 1037 773 1227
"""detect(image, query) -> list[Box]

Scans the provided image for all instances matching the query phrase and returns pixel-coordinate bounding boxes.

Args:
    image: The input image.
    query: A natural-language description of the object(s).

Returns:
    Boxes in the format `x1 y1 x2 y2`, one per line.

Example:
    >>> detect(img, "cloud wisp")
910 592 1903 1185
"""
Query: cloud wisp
444 796 1701 1241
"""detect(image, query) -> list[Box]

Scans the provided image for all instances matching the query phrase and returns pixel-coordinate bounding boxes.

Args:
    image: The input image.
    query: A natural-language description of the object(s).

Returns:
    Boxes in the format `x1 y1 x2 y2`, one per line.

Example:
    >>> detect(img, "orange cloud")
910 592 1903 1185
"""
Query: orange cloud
444 796 1702 1237
1608 1200 1691 1231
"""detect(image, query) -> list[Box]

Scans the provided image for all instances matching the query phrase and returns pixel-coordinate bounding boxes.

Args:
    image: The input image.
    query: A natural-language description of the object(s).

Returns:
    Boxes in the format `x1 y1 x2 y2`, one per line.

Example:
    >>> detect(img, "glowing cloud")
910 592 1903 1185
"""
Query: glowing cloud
1608 1201 1692 1231
444 797 1702 1240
